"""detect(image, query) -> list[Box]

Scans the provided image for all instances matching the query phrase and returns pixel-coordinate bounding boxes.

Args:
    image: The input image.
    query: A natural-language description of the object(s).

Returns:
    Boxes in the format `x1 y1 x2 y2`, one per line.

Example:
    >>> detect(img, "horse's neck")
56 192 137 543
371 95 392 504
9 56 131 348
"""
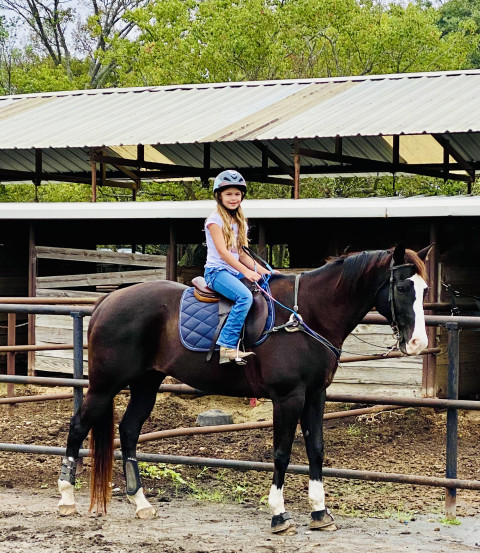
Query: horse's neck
299 267 382 344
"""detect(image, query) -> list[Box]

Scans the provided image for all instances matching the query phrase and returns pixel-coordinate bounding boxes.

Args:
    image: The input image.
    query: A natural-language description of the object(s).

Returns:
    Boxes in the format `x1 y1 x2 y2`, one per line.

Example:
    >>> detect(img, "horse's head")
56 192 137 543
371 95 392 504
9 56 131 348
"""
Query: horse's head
374 244 430 355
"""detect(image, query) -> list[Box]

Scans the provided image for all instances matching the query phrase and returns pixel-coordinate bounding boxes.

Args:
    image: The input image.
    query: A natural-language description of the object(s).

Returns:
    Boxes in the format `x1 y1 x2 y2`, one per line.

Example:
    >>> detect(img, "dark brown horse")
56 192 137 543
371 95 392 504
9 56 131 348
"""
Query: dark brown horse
58 245 429 533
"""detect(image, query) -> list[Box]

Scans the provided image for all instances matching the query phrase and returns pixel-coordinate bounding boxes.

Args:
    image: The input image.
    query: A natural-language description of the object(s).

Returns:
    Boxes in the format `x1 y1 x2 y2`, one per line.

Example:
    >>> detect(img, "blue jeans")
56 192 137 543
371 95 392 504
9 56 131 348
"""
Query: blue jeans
204 268 253 349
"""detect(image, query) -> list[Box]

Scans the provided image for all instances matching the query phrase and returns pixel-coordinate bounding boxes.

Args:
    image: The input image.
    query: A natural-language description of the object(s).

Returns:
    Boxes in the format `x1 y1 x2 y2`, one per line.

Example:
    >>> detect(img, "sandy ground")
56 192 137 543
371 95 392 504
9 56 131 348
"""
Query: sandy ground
0 488 479 553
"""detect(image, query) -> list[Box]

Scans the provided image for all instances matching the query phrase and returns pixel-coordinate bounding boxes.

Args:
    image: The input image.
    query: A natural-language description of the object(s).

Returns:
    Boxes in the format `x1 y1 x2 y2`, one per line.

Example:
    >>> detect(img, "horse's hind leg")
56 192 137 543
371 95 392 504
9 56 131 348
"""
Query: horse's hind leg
300 388 336 531
58 389 115 515
119 370 165 519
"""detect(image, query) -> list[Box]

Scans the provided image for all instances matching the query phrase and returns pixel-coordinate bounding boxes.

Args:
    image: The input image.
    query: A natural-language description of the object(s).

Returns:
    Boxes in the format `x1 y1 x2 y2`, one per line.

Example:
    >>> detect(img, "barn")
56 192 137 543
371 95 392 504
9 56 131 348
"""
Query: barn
0 69 480 399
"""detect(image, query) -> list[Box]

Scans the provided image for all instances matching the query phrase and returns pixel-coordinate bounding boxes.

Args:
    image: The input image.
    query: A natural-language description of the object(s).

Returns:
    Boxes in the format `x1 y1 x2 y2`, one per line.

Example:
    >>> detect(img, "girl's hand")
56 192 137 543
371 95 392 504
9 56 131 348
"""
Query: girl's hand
245 269 261 282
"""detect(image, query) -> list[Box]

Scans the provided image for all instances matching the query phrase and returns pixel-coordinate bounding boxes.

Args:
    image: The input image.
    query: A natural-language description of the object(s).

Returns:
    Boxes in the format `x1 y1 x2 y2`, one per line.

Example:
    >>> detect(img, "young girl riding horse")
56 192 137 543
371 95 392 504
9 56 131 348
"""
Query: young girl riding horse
204 170 271 365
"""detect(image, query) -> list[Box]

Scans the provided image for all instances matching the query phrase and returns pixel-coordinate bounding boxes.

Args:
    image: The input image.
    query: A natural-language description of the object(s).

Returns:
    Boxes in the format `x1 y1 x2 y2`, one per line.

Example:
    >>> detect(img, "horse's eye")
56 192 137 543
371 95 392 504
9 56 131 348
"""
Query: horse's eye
396 283 408 293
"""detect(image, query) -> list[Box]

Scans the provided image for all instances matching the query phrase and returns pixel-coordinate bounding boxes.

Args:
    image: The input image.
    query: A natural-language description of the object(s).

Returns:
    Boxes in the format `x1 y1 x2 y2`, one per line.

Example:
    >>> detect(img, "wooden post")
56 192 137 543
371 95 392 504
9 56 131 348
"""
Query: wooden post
423 226 438 397
27 223 37 376
293 140 301 199
258 221 267 261
7 313 16 401
167 223 177 282
90 148 97 202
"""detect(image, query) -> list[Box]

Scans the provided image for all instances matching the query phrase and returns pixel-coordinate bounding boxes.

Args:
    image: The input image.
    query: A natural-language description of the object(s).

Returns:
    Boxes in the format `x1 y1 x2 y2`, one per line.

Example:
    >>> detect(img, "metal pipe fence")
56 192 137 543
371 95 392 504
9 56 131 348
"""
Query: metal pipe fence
0 301 479 519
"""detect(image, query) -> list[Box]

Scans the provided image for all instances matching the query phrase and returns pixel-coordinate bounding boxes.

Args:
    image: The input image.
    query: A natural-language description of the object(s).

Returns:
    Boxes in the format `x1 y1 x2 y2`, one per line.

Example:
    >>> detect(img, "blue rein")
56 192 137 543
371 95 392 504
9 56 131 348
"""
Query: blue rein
242 246 341 360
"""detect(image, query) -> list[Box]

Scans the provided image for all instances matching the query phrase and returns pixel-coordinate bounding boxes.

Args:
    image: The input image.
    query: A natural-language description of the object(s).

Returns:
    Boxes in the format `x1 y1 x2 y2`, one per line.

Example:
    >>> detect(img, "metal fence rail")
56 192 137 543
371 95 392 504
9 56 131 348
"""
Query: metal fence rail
0 301 479 518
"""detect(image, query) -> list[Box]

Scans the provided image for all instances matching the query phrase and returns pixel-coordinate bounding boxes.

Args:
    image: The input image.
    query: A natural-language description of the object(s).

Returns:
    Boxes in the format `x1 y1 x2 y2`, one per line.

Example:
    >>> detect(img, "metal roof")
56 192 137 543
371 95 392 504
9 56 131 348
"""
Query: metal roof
1 195 479 220
1 70 480 186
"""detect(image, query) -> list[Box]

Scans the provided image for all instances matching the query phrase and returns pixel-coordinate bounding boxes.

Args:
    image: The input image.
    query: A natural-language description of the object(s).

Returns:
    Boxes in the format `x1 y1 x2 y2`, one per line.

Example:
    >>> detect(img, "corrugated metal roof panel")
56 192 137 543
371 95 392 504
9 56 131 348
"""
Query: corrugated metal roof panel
1 71 480 150
1 70 480 182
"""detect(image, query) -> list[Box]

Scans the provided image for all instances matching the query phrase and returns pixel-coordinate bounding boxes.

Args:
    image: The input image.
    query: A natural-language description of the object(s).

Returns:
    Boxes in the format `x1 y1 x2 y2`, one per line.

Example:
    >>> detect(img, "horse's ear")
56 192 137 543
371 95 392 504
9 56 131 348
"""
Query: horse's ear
392 243 406 265
416 243 435 261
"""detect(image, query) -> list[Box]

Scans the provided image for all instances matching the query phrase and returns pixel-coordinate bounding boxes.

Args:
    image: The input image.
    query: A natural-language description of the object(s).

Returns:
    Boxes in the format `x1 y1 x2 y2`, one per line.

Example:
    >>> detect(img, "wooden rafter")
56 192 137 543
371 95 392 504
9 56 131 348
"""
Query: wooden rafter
297 147 474 182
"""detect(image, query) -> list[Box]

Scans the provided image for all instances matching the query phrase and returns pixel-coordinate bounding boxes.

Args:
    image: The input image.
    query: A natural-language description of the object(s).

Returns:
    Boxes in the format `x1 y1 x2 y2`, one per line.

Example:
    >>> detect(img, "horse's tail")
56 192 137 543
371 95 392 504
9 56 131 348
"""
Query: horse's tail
89 397 114 514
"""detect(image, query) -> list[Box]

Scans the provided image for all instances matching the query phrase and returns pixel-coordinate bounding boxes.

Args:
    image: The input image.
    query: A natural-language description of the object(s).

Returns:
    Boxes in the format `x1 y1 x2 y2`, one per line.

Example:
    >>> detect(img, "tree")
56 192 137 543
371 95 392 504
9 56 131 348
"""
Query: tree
101 0 476 88
0 0 149 88
437 0 480 66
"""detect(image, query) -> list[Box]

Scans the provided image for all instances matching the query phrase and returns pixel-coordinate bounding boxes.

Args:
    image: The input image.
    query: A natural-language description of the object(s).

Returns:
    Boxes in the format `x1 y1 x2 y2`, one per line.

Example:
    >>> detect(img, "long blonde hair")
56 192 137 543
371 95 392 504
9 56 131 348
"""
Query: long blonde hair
216 202 248 252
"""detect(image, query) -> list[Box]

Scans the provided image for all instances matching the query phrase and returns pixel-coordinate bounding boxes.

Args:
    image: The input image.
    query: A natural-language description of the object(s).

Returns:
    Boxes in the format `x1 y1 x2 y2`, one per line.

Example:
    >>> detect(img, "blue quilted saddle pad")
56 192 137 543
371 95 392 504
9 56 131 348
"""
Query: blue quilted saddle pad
179 286 275 352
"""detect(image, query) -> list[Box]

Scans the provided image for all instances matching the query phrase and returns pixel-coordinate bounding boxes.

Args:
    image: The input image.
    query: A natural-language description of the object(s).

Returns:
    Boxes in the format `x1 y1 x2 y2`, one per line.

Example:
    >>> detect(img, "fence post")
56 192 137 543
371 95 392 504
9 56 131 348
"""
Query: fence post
71 312 85 414
7 313 16 402
445 321 459 519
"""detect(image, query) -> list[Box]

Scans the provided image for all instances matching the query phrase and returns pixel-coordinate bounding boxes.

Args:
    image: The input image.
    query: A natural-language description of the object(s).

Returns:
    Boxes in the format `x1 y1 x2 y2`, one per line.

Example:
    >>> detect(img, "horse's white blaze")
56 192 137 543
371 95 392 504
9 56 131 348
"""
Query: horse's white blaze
58 479 75 508
406 274 428 355
308 479 325 512
127 488 155 517
268 485 285 515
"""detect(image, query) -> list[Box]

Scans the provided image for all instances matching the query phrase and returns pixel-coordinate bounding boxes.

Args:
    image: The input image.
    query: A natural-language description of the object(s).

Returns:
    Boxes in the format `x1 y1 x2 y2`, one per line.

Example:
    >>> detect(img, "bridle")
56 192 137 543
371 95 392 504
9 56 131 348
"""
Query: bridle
386 259 416 343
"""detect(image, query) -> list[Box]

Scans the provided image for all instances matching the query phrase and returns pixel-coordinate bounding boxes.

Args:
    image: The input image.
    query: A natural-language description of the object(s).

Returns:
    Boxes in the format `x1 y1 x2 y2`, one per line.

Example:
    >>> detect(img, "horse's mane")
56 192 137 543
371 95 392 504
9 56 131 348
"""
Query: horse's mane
325 248 427 295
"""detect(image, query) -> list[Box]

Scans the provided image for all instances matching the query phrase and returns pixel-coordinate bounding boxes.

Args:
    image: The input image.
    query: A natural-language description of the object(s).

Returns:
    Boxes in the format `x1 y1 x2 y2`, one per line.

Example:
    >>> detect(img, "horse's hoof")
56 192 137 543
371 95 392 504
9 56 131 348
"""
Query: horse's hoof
136 506 156 519
58 503 77 516
271 512 296 534
310 508 336 531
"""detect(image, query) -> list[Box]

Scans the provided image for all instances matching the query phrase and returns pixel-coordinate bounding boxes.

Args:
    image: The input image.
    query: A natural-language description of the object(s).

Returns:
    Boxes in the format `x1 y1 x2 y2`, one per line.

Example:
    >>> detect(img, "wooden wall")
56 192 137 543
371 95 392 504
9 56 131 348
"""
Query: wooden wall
435 264 480 399
34 246 166 374
0 226 29 373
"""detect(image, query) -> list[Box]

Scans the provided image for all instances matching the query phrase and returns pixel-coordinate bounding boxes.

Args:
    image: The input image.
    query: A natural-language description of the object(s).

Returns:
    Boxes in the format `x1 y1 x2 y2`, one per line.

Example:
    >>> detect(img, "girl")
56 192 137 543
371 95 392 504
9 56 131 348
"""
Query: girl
204 170 271 365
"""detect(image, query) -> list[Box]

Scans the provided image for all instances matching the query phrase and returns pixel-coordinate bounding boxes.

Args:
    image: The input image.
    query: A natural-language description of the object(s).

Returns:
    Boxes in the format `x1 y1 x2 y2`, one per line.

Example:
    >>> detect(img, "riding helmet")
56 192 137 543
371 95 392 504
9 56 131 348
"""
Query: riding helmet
213 170 247 196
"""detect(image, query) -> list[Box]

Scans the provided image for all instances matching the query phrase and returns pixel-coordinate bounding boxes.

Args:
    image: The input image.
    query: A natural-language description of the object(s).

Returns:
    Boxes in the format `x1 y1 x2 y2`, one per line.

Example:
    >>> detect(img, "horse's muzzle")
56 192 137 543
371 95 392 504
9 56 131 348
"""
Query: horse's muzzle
404 335 428 356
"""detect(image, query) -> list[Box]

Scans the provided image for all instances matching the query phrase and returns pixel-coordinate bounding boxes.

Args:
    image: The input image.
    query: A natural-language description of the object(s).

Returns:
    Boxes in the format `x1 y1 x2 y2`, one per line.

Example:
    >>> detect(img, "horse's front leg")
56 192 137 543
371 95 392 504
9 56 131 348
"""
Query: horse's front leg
300 388 336 531
269 389 305 534
119 371 164 519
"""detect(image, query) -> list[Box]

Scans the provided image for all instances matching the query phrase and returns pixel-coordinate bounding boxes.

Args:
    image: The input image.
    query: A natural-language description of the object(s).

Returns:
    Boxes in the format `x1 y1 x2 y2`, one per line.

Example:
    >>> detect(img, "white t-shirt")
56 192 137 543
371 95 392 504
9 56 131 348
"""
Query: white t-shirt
204 211 240 275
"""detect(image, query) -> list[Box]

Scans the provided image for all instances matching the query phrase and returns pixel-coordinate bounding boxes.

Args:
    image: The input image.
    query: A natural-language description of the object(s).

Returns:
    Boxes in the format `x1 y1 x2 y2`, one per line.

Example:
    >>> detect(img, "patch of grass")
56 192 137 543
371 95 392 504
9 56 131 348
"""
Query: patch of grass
439 517 461 525
139 462 188 496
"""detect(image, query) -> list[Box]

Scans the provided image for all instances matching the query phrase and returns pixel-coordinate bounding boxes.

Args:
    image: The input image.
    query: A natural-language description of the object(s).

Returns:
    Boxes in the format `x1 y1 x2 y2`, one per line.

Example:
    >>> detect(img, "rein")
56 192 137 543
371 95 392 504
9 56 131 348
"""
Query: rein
241 247 341 360
256 274 342 360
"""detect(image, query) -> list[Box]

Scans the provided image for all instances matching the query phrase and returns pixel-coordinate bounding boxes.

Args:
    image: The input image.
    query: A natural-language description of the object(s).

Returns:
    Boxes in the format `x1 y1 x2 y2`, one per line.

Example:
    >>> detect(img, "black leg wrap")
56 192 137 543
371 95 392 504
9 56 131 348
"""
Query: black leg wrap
310 507 335 529
59 457 77 485
123 457 142 496
271 512 292 531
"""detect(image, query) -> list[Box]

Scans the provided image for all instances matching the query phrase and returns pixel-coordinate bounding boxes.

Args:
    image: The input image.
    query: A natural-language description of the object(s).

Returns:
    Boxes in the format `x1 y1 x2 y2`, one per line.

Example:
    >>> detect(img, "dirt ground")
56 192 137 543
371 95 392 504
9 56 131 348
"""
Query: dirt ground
0 385 480 552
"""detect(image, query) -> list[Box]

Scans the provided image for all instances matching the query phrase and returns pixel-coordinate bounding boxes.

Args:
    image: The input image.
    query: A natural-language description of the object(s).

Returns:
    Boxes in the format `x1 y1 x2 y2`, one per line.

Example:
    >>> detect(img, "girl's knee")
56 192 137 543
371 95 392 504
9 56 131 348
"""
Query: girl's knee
241 289 253 307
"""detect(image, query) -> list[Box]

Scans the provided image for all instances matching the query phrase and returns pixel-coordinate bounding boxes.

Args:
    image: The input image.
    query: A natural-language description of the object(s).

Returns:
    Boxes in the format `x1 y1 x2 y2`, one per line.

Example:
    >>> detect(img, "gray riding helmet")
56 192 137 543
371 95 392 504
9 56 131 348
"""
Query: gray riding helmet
213 170 247 196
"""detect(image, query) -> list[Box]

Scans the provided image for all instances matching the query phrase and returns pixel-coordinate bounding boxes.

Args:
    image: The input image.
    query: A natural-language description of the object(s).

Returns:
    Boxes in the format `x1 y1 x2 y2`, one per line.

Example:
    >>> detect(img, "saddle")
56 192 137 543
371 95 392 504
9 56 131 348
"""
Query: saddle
179 276 274 359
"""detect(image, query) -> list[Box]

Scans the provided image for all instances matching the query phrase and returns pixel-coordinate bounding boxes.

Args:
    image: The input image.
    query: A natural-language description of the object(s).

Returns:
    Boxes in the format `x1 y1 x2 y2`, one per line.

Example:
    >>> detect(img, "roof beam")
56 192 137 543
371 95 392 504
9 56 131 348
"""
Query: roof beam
92 153 201 175
297 147 473 182
253 142 295 179
432 134 475 180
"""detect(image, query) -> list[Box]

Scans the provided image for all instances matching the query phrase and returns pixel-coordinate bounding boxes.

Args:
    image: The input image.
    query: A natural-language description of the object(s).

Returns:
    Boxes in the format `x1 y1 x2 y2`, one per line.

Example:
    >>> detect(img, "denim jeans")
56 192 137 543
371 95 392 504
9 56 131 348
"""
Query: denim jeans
204 268 253 348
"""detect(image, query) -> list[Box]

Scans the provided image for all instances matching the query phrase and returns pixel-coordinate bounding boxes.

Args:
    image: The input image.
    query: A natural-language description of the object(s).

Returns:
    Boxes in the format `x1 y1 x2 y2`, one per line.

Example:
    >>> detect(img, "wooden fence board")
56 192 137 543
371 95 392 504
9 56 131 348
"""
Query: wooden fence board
35 246 166 268
37 268 166 289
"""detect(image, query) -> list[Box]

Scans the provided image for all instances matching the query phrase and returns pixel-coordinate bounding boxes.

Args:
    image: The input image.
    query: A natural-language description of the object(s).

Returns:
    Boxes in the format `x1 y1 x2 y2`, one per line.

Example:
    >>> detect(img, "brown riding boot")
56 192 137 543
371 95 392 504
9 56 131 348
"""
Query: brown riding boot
219 346 255 365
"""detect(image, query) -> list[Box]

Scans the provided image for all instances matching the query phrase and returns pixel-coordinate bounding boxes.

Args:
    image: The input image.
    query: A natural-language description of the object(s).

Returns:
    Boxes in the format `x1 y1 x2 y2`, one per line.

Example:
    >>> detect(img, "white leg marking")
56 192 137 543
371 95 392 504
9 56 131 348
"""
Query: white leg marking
58 480 77 516
127 488 156 519
406 274 428 355
268 485 285 515
308 479 325 512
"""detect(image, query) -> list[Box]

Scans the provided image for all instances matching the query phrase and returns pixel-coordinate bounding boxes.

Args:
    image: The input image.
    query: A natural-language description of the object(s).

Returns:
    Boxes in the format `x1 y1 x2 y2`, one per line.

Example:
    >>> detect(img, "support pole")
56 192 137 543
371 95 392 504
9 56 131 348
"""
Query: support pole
445 321 459 519
71 312 84 414
7 313 15 402
258 221 266 261
293 140 301 199
424 230 438 397
167 223 177 282
90 148 97 202
27 223 37 376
